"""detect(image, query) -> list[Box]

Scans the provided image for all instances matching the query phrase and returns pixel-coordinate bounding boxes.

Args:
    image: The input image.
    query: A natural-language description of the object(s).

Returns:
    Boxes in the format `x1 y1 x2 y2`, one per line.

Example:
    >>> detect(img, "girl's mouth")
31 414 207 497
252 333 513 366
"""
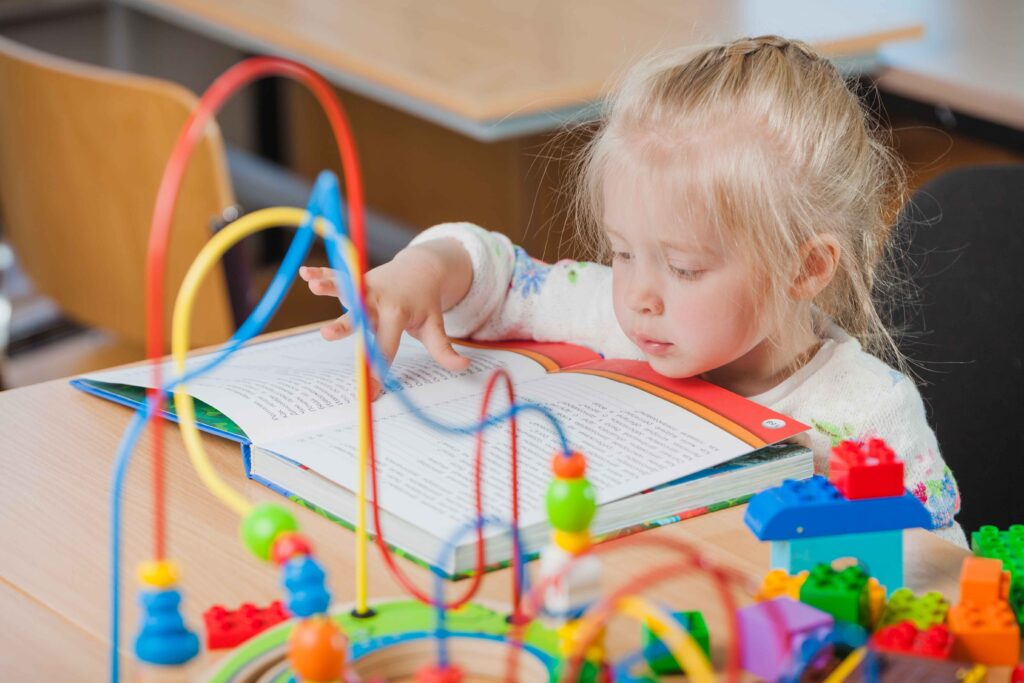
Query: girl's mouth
636 335 674 356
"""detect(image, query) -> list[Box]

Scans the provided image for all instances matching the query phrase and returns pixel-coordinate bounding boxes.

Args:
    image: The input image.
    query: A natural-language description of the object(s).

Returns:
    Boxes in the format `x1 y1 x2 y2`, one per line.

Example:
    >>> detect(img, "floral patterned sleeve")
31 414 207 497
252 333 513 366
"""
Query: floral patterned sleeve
408 222 641 359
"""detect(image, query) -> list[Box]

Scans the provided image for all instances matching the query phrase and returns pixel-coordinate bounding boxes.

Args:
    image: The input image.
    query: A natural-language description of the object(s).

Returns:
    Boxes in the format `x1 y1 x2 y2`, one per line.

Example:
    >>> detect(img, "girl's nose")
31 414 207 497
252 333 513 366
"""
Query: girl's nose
627 277 664 316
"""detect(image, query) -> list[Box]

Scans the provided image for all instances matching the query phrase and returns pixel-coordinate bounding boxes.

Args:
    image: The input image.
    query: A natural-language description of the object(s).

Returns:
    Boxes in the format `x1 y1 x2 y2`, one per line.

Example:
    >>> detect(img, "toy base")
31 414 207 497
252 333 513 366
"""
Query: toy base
202 599 560 683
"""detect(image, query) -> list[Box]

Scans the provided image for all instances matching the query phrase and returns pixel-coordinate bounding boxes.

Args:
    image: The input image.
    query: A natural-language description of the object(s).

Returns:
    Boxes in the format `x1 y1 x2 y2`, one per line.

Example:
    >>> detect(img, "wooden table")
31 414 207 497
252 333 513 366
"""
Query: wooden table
0 353 971 680
104 1 925 260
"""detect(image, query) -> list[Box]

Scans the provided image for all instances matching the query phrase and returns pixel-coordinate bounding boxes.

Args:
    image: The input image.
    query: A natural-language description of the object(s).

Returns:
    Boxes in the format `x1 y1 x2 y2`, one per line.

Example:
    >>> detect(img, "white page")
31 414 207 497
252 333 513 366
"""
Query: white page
80 332 550 443
260 372 751 545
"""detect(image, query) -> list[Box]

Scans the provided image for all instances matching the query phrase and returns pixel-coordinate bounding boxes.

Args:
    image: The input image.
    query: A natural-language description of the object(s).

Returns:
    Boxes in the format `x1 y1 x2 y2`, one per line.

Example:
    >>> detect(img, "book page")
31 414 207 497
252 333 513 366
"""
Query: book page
260 371 758 543
79 331 550 442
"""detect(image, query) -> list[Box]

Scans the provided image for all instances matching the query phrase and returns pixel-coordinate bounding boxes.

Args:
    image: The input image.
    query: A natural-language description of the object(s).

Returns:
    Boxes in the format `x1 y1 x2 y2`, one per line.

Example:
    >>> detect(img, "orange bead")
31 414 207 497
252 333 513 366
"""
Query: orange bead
288 617 347 681
552 451 586 478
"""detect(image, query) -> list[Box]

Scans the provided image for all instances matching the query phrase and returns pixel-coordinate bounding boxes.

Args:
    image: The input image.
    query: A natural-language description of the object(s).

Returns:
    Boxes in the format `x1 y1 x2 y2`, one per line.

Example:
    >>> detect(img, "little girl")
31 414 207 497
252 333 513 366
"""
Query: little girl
300 35 965 546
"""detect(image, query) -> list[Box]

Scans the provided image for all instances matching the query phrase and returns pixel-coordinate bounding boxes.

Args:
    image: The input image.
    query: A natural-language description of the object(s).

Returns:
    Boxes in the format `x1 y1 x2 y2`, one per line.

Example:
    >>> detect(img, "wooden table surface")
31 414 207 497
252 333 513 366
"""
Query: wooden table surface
0 337 974 680
113 0 923 140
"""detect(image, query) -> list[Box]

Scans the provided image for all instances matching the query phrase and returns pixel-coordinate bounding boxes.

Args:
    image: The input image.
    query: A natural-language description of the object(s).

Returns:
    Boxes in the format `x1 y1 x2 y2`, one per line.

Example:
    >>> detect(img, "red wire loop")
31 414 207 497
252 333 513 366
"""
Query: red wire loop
144 56 366 560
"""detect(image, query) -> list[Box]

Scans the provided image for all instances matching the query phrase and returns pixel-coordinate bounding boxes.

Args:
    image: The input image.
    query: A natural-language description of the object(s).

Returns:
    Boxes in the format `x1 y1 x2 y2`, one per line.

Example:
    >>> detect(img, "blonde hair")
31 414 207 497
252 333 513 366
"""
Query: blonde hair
573 35 909 371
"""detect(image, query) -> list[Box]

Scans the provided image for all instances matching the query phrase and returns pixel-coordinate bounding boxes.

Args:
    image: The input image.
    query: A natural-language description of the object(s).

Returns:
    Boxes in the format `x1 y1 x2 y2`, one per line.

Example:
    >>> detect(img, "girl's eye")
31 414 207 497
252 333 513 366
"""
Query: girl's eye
611 251 632 263
669 265 704 281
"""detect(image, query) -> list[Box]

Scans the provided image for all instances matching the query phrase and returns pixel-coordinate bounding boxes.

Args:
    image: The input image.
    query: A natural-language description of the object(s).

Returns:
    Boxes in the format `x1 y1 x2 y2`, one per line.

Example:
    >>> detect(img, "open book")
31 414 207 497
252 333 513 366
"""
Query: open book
74 330 812 577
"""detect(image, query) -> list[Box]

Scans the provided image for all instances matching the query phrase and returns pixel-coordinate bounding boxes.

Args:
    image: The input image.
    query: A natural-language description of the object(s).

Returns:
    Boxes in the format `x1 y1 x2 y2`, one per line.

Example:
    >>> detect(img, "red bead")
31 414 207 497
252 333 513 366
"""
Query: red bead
271 532 313 566
415 664 464 683
552 451 586 479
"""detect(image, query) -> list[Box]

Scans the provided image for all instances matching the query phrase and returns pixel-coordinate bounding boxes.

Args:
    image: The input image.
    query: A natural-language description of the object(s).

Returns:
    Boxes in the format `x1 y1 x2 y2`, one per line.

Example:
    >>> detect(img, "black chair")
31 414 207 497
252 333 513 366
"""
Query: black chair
900 164 1024 535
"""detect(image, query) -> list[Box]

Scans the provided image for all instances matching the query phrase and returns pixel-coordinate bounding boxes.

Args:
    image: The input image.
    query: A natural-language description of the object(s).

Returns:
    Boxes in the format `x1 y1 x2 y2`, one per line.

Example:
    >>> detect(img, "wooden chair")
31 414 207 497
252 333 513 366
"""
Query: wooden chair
0 35 236 370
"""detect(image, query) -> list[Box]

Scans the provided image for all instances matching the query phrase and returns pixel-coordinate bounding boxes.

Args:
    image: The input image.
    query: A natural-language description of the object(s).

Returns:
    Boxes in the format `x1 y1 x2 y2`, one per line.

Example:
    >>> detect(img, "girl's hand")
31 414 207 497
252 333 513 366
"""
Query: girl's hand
298 239 474 395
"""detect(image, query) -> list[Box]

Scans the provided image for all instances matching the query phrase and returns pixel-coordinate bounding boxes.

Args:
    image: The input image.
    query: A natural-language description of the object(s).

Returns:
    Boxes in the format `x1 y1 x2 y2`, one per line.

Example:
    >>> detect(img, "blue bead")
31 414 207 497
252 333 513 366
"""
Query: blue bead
133 589 200 666
282 555 331 617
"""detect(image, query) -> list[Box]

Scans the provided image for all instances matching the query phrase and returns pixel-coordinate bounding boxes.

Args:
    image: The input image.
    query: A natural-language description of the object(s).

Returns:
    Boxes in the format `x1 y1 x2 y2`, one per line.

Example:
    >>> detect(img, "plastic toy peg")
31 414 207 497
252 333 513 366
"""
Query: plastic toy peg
546 477 596 533
1012 663 1024 683
203 600 289 649
948 599 1020 666
737 597 833 682
288 617 347 682
538 543 602 621
271 531 313 566
641 610 709 675
871 621 954 659
828 438 904 500
959 556 1011 605
799 564 871 626
552 451 587 479
415 664 464 683
137 559 180 589
878 588 948 629
283 554 331 618
241 503 298 561
866 578 887 627
133 589 200 666
756 569 808 601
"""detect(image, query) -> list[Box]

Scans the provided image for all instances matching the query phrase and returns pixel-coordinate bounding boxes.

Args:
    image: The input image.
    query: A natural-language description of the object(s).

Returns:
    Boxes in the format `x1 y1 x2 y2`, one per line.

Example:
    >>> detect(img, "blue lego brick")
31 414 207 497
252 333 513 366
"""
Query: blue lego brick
744 475 931 541
770 530 904 595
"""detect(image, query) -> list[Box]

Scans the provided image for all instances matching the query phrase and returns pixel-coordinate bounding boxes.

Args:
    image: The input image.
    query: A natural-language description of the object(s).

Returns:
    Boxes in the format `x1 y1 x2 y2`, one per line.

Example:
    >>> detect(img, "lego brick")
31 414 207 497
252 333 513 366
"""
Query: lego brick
744 475 931 541
866 578 887 628
203 600 289 650
799 564 871 626
948 600 1020 666
640 610 709 675
737 597 833 682
755 569 808 602
972 524 1024 616
878 588 948 629
871 621 954 659
959 556 1011 605
847 651 987 682
829 438 905 500
770 530 903 596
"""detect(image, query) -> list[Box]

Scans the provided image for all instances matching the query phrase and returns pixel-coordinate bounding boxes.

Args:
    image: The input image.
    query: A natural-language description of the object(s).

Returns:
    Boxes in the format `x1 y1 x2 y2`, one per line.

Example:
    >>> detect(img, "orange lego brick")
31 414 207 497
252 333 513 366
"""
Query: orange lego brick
959 556 1011 605
755 569 807 601
948 600 1020 666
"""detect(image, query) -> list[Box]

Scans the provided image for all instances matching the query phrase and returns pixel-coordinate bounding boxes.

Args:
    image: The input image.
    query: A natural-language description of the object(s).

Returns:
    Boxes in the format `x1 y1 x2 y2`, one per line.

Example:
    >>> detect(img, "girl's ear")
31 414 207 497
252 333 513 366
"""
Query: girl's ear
789 234 841 300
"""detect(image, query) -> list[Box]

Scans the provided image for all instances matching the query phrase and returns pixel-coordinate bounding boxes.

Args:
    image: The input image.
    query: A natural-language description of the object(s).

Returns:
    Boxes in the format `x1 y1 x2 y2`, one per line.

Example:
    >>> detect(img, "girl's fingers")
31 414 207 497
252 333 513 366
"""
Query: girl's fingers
415 315 471 372
320 313 354 341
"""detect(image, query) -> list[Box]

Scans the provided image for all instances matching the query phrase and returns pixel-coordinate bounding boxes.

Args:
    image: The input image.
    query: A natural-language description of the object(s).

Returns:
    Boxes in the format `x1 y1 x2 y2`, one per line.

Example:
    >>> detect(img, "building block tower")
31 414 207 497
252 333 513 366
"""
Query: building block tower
744 439 932 593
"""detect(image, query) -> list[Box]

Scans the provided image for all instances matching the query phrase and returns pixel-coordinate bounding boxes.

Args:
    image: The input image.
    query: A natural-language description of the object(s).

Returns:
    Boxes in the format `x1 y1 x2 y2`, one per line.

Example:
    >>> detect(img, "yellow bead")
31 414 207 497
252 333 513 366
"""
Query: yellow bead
138 560 180 588
552 529 590 555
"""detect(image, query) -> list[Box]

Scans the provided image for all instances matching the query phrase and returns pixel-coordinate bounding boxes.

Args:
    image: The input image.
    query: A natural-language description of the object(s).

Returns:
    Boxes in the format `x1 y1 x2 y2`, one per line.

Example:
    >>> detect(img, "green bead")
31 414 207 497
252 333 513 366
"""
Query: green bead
241 503 298 561
546 477 596 532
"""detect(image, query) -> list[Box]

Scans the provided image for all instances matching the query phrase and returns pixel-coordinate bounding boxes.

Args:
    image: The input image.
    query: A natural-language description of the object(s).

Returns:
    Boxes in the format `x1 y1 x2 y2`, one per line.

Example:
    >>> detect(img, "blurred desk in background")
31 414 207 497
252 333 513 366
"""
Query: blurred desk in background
109 0 924 257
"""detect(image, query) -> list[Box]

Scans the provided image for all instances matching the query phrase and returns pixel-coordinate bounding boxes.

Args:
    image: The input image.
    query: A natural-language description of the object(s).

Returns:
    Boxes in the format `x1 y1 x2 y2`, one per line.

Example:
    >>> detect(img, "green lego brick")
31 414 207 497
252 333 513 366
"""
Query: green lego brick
799 564 870 627
972 524 1024 626
641 610 710 675
878 588 949 629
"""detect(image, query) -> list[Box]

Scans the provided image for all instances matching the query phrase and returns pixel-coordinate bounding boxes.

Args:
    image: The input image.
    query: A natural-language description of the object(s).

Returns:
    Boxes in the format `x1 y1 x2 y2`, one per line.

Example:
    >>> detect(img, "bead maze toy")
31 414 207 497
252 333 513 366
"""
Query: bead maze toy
106 55 1023 682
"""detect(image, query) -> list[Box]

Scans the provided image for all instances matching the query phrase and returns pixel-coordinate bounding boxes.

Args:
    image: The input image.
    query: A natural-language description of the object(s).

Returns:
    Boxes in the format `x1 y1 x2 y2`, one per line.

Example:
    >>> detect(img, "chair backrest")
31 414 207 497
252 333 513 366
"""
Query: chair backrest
903 164 1024 533
0 36 234 349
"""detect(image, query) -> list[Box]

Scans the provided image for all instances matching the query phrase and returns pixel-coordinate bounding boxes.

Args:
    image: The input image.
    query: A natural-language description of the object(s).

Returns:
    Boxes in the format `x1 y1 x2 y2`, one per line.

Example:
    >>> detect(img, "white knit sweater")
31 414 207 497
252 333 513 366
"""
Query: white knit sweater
411 222 967 547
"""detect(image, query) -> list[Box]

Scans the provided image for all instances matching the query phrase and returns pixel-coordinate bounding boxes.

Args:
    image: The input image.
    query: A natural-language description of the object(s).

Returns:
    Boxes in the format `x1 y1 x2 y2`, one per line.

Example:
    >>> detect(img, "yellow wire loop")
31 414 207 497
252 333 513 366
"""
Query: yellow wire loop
171 207 358 519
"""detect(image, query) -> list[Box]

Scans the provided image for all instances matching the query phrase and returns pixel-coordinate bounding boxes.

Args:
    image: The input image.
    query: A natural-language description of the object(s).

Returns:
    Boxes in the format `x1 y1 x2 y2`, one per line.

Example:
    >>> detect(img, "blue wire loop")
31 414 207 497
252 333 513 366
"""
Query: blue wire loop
108 170 574 680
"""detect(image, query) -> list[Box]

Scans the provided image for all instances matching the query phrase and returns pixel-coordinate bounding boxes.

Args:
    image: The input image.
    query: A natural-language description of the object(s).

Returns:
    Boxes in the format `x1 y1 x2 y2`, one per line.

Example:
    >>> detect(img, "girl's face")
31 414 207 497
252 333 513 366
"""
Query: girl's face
603 170 778 386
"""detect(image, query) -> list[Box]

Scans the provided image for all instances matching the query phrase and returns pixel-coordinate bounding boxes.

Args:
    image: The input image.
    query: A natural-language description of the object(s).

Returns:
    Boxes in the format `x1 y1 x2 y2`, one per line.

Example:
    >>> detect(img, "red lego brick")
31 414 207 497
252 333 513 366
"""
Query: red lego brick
203 600 289 649
871 621 954 660
828 438 905 500
1011 663 1024 683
